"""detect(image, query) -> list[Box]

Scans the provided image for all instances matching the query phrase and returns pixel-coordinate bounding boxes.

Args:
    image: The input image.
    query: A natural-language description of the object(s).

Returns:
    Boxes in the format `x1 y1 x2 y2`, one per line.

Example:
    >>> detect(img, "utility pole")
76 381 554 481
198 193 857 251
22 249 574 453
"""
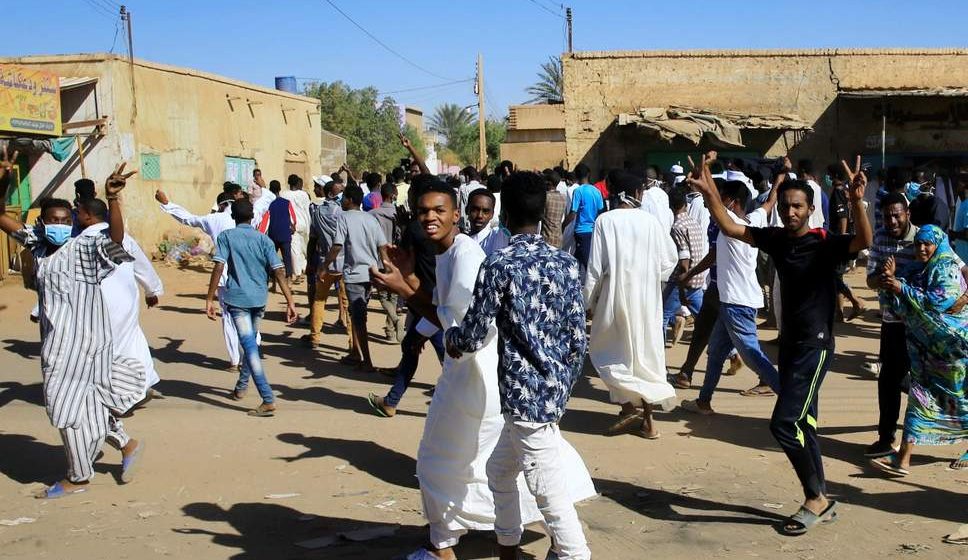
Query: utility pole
476 53 486 170
121 5 137 119
566 7 573 53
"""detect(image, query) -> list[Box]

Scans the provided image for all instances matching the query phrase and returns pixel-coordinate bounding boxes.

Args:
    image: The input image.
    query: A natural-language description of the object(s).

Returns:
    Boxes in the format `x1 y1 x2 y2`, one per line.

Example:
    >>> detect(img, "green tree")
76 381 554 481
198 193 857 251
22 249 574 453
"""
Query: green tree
449 119 507 169
304 81 408 172
525 55 563 104
429 103 474 145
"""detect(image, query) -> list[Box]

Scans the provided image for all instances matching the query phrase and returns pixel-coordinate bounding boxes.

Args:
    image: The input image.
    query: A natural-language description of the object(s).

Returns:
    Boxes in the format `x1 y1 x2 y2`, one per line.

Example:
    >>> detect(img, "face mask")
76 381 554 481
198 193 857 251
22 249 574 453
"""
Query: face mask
905 182 923 201
618 193 642 208
43 223 72 246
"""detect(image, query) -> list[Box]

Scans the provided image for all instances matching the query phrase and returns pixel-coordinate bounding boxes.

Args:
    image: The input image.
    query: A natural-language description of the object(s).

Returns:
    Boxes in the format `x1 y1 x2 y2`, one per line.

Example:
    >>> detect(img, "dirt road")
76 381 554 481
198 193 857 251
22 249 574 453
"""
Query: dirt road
0 265 964 559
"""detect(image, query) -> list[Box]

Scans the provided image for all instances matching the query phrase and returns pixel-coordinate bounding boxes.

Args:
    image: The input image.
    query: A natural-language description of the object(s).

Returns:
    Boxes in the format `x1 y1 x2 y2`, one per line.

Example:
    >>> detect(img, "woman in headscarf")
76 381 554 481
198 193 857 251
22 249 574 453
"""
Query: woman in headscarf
871 224 968 475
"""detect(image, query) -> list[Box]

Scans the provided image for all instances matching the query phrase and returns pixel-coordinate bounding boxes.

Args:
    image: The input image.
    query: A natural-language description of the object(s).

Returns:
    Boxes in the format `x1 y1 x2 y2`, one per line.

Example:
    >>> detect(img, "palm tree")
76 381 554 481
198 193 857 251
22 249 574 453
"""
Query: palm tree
429 103 474 145
525 56 563 104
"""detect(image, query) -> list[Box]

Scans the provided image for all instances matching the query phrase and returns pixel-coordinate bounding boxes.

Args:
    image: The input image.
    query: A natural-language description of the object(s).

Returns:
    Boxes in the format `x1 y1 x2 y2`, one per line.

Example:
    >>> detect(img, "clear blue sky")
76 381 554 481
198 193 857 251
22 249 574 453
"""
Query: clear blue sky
5 0 967 121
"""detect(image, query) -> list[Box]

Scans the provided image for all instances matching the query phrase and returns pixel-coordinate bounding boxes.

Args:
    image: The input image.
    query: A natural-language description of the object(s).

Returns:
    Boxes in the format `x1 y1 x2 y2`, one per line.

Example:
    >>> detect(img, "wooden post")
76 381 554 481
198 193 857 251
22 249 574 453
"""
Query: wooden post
75 135 87 178
477 53 486 170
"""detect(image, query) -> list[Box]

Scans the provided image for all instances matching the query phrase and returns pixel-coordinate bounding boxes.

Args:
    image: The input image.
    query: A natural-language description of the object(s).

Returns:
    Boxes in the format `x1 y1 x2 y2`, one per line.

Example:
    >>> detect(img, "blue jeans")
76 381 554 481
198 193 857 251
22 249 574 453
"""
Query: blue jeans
699 303 779 403
227 305 274 403
384 315 445 408
662 284 704 329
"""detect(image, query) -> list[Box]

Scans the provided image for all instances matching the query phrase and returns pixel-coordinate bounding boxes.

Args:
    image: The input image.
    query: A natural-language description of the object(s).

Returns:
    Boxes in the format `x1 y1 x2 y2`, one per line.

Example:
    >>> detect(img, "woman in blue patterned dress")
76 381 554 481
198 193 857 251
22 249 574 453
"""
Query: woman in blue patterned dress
871 225 968 475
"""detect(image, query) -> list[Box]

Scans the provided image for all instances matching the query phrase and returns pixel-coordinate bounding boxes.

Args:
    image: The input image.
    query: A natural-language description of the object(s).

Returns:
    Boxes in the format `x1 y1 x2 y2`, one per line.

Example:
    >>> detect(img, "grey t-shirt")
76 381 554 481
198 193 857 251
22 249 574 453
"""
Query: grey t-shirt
334 209 388 284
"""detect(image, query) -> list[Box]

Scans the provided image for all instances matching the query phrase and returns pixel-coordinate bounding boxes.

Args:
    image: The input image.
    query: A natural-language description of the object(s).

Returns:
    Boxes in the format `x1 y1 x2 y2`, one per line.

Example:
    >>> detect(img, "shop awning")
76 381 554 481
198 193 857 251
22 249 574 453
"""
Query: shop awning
838 87 968 98
59 76 98 90
617 106 812 148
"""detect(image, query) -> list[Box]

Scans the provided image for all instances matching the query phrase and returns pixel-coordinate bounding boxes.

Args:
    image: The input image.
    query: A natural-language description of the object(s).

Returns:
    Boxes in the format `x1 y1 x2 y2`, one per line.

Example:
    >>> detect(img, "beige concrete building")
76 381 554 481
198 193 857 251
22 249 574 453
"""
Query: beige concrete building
0 53 323 252
500 104 566 170
561 48 968 174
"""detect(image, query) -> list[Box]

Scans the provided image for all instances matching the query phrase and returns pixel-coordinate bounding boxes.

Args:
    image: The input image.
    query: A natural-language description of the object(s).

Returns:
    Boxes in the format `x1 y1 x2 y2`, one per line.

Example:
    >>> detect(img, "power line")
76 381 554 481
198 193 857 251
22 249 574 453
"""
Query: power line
108 16 122 52
379 79 473 95
525 0 565 19
92 0 122 13
79 0 117 20
321 0 454 81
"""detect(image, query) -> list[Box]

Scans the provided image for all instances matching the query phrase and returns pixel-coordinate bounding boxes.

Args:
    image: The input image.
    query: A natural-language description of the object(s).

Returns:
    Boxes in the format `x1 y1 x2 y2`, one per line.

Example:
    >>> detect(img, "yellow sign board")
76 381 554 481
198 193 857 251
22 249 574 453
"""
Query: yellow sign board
0 64 61 136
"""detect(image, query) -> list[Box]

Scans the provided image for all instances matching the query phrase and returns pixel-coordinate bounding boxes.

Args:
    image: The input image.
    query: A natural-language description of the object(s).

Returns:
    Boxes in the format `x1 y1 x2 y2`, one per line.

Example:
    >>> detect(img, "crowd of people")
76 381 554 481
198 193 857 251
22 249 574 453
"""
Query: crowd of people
2 131 967 556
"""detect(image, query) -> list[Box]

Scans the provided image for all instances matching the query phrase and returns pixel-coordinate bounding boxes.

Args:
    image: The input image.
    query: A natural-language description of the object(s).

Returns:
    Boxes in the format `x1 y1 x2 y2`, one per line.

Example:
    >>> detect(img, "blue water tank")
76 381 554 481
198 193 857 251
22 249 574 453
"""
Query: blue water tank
275 76 297 94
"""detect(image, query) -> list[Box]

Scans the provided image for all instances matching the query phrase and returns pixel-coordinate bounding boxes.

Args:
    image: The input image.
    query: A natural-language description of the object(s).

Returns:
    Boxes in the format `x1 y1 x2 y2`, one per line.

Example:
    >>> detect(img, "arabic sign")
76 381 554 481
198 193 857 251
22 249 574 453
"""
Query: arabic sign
873 101 968 126
0 64 61 136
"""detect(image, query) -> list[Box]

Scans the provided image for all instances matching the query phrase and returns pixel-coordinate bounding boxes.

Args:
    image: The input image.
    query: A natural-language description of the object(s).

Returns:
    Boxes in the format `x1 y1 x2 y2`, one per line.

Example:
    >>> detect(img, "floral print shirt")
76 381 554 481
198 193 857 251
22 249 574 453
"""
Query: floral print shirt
446 233 587 423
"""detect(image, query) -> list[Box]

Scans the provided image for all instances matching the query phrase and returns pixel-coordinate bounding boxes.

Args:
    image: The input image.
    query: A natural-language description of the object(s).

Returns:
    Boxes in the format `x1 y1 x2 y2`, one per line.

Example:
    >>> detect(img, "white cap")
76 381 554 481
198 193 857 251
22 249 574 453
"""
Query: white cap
725 170 746 181
313 175 333 186
670 164 684 174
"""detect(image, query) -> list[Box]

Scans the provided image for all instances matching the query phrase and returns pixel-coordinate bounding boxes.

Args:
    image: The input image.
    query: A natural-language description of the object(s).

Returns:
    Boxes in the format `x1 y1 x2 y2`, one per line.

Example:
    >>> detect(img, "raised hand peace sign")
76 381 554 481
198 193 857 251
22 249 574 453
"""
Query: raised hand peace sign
840 155 867 203
105 162 138 198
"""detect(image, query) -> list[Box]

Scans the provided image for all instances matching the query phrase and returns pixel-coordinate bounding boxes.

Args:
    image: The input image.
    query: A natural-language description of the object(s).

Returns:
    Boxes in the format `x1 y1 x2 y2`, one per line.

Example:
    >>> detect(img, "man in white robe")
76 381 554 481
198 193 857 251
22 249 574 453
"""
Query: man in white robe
371 180 595 560
76 202 164 400
281 174 311 280
584 171 679 438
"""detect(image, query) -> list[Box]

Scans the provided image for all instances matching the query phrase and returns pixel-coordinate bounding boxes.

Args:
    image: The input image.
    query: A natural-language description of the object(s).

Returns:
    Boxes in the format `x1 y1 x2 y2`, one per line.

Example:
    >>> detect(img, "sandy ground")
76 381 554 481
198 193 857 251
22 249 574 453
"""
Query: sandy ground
0 263 965 560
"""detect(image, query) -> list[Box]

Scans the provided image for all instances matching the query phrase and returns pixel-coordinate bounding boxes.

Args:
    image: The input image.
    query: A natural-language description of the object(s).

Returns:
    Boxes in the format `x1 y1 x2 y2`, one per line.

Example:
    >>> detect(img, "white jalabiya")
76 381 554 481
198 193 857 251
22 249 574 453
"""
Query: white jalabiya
583 209 678 408
81 223 163 392
417 234 596 548
641 186 674 234
159 201 248 365
281 188 311 276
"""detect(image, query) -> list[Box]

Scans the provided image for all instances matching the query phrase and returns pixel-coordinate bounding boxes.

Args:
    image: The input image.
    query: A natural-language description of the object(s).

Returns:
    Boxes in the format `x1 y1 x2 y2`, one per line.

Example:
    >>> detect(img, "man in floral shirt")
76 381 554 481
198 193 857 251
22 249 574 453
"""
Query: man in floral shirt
446 171 591 559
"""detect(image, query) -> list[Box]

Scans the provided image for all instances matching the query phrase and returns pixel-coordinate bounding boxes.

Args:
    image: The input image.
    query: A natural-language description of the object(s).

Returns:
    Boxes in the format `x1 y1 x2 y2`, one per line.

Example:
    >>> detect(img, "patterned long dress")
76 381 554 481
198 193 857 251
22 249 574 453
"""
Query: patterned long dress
890 225 968 446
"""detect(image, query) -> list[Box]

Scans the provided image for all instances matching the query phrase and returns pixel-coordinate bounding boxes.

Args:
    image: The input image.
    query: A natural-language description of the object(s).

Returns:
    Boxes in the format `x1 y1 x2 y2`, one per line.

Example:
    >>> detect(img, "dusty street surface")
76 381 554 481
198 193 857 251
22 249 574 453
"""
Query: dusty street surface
0 264 964 559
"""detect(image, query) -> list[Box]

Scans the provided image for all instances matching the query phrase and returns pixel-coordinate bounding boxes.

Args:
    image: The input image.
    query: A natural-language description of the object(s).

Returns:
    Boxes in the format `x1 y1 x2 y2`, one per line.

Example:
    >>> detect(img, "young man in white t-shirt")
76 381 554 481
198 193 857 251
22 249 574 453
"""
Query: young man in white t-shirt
683 179 780 414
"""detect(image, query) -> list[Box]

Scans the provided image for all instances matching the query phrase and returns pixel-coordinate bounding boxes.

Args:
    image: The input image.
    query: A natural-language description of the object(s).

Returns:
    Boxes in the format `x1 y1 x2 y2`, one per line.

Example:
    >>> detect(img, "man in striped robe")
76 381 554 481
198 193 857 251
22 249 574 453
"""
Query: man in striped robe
0 158 146 499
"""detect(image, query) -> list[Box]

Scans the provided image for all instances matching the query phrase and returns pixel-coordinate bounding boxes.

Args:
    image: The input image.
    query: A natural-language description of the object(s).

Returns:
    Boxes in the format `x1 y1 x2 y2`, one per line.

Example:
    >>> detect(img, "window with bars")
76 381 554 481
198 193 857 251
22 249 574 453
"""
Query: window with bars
140 153 161 180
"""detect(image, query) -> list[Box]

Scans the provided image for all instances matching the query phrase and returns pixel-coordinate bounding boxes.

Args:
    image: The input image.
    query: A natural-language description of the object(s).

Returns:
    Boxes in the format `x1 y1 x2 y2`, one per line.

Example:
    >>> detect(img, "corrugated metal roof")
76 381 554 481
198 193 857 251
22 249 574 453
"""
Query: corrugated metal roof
59 76 98 90
839 87 968 98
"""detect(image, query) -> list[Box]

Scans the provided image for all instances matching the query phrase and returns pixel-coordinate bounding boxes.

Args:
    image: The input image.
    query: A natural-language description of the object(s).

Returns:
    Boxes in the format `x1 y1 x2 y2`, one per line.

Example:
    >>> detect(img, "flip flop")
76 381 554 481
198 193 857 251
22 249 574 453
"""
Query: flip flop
669 373 692 390
605 410 644 436
948 451 968 471
121 440 145 484
943 525 968 545
632 426 661 440
779 501 838 536
870 453 910 477
35 481 88 500
740 385 776 397
396 548 439 560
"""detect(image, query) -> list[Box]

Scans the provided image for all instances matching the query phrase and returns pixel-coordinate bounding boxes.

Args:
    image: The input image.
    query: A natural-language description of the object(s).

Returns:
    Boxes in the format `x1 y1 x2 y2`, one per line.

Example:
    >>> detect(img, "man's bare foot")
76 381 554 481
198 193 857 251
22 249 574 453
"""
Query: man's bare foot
724 355 744 376
670 372 691 389
740 383 775 397
36 478 90 499
634 416 660 439
681 398 714 415
802 495 830 517
425 546 457 559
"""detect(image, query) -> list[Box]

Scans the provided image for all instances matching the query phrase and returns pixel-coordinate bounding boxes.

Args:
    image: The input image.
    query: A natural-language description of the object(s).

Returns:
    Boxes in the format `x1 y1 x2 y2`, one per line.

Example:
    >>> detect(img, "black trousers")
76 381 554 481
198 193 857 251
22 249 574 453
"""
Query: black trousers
770 343 832 500
878 322 911 443
272 239 293 278
681 281 721 377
